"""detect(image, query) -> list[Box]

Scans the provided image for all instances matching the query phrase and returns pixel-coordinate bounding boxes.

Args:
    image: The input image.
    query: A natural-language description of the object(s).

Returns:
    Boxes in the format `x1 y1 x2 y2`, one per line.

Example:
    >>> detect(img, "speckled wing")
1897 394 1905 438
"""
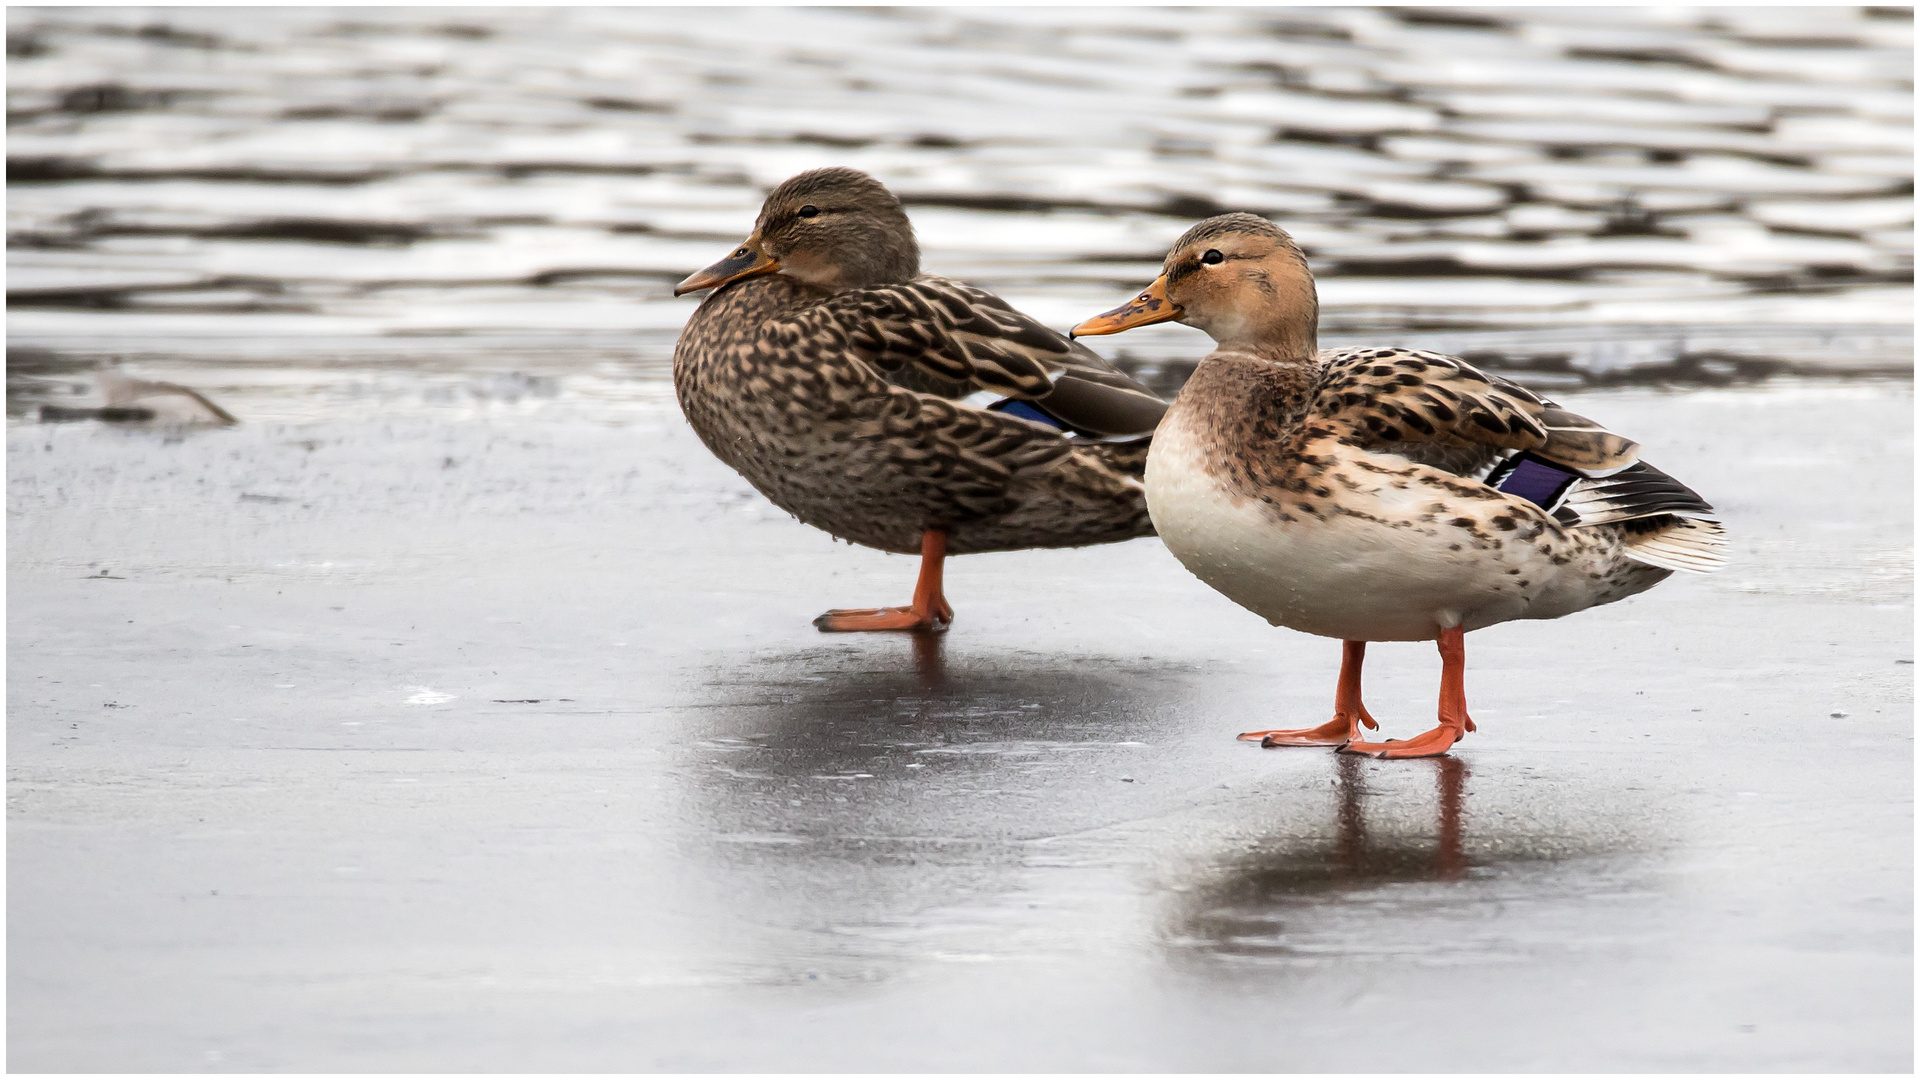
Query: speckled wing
803 276 1168 438
1311 347 1639 475
857 391 1079 520
1313 348 1726 571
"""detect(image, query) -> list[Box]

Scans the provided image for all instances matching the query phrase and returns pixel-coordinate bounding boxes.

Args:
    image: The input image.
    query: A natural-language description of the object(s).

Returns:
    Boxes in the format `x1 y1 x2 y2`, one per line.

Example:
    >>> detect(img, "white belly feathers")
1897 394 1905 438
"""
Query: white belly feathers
1144 415 1559 642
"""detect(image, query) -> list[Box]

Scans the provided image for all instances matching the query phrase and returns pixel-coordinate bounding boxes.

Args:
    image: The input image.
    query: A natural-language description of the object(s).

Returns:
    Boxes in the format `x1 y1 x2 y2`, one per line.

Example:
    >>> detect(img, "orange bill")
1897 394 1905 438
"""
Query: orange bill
673 235 780 296
1070 275 1180 337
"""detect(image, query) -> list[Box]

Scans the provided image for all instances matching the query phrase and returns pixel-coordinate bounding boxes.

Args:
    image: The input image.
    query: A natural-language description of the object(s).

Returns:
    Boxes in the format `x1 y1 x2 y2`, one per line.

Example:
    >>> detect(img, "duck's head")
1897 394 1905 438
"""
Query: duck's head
674 167 920 296
1072 213 1317 358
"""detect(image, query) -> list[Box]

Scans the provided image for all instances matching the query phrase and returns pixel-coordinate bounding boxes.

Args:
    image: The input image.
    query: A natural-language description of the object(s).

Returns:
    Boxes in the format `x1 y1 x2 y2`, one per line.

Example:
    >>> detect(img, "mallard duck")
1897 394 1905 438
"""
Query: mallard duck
1073 213 1726 759
672 168 1168 632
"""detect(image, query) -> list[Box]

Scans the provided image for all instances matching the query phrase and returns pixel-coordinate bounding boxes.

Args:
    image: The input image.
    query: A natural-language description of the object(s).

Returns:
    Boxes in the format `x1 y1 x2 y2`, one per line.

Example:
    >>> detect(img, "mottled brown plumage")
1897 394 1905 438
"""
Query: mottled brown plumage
1076 212 1726 758
671 168 1168 629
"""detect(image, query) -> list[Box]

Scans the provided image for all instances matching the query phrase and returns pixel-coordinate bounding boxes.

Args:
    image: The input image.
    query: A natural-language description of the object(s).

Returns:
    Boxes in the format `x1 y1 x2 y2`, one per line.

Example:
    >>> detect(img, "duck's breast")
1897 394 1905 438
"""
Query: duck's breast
1145 415 1603 641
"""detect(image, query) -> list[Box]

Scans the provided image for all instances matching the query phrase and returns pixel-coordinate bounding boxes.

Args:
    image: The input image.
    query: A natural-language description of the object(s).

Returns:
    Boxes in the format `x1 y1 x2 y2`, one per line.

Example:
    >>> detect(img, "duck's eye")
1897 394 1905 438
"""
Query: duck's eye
1201 249 1224 265
797 205 820 219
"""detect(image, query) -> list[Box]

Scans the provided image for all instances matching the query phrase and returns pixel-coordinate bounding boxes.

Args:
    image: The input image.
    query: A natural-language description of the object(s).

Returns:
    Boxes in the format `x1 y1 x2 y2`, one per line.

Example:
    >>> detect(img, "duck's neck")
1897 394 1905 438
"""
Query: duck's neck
1181 348 1319 426
1202 307 1317 362
1216 338 1318 366
1166 350 1319 495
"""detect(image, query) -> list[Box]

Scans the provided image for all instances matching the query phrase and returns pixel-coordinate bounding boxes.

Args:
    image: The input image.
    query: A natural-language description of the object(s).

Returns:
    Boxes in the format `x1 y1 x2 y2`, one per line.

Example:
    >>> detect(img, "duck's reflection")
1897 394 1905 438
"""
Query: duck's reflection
1164 752 1655 968
1168 754 1481 964
1433 754 1466 880
1326 753 1467 881
909 629 944 691
674 638 1193 980
1258 753 1469 893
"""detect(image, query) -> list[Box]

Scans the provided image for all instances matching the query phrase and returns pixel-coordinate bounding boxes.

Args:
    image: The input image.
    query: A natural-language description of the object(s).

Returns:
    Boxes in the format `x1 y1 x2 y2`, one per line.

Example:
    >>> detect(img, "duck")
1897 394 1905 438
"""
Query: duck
672 167 1168 632
1072 213 1726 759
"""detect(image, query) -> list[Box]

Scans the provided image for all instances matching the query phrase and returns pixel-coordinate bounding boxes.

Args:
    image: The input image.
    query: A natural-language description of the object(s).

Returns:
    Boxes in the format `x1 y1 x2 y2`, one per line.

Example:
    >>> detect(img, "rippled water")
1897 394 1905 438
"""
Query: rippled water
6 6 1913 418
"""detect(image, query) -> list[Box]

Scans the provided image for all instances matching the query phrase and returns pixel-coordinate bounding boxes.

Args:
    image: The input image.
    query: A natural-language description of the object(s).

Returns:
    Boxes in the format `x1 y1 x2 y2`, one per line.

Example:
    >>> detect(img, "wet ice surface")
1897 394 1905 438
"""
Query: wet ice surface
7 380 1912 1071
6 5 1913 397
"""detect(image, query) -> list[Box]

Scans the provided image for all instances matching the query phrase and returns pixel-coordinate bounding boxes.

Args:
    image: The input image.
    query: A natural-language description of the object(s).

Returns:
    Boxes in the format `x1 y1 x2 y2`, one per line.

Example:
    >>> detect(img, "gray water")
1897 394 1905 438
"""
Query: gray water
6 5 1913 422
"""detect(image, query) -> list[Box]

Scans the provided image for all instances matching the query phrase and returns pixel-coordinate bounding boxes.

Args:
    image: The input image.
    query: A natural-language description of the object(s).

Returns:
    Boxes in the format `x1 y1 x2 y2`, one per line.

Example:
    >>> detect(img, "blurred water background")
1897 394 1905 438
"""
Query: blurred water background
6 5 1913 422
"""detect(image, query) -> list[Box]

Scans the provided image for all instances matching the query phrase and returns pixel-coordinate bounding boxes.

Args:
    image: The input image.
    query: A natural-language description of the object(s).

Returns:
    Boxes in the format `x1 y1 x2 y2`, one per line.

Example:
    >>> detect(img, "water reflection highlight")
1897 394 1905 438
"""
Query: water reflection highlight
1164 753 1650 967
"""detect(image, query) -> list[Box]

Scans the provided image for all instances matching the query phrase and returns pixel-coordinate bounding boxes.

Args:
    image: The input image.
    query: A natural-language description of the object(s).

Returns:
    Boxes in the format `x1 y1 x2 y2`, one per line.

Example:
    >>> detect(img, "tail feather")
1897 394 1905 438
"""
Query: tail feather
1561 460 1717 526
1622 518 1728 574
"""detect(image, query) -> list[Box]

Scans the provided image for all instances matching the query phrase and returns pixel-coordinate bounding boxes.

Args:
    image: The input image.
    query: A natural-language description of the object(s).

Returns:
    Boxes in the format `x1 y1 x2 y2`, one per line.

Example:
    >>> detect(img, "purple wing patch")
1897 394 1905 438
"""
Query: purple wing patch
1490 452 1580 510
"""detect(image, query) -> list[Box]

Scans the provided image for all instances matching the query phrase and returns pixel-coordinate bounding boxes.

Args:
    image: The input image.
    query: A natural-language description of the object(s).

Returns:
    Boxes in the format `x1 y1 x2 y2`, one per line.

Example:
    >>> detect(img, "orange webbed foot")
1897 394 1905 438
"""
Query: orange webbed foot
1242 640 1382 747
1316 627 1477 759
1239 709 1378 747
1337 721 1466 759
813 605 951 633
816 529 952 633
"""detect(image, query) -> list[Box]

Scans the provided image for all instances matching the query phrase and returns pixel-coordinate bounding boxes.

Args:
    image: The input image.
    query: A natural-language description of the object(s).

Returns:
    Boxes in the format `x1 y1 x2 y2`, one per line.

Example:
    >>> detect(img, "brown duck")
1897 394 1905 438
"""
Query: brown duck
1075 213 1726 758
672 168 1168 632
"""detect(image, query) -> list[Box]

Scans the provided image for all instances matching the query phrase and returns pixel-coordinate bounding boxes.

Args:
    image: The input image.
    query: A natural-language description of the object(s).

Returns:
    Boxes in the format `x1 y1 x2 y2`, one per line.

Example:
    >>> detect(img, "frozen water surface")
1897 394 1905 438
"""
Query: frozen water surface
7 379 1911 1071
6 6 1914 1072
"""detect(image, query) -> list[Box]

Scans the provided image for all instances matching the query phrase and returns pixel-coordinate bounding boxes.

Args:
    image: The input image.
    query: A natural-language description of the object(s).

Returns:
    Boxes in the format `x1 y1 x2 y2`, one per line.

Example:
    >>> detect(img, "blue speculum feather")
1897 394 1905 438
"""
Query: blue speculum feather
1490 452 1580 509
988 398 1068 430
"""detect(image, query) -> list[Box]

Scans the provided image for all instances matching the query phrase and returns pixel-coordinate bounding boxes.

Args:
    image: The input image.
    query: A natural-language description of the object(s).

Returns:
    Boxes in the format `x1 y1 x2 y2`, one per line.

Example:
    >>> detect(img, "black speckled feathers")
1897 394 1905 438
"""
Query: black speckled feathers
1303 345 1725 571
674 271 1165 556
801 276 1168 436
1311 347 1638 475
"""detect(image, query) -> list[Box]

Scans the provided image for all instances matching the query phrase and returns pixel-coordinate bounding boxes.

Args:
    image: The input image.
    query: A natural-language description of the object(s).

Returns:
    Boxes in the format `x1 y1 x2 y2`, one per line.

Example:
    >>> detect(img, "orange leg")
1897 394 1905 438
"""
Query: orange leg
813 529 954 633
1339 625 1476 759
1240 640 1381 747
